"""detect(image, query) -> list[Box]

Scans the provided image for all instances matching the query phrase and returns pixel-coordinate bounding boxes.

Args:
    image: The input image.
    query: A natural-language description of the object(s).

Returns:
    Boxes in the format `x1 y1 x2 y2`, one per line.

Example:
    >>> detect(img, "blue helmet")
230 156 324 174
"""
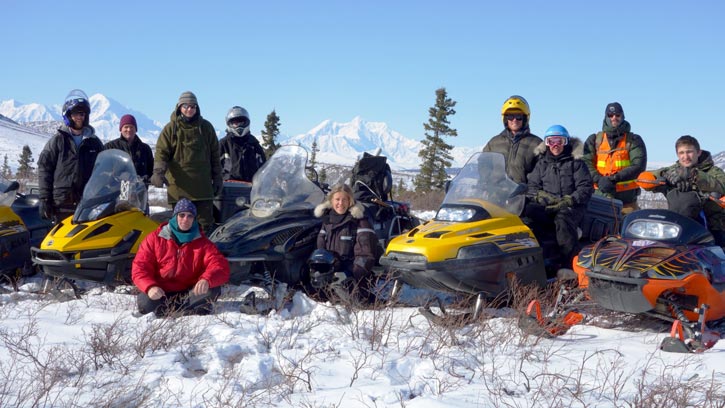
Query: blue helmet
62 89 91 127
544 124 570 144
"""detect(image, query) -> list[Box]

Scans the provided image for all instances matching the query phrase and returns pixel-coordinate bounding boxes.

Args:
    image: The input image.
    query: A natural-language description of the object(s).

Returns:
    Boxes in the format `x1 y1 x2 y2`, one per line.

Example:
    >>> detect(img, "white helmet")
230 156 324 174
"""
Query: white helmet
225 106 250 136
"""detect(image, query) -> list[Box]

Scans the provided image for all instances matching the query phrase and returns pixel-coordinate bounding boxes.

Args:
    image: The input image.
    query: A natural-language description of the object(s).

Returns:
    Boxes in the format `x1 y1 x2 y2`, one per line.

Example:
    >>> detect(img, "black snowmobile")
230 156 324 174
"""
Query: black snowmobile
0 176 53 290
209 145 327 312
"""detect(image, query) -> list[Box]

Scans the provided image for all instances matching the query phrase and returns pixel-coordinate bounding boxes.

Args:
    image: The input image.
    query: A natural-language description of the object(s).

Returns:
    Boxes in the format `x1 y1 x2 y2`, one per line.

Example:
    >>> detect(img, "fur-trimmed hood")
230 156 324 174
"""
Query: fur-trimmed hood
314 201 365 219
534 137 584 159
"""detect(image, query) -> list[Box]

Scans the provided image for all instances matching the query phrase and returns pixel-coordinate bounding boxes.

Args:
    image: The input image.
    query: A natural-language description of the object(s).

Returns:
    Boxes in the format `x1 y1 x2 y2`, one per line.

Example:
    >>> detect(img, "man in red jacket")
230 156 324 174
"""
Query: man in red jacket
132 198 229 316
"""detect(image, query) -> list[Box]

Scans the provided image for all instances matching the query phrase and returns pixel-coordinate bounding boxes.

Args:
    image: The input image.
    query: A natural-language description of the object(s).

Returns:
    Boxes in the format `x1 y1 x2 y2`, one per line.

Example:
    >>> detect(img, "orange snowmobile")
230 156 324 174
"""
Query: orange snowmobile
522 172 725 353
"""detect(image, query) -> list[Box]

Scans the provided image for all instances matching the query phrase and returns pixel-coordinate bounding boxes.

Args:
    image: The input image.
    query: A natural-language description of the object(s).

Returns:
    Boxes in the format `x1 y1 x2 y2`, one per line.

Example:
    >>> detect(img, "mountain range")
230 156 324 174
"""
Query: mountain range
1 94 723 173
0 94 482 172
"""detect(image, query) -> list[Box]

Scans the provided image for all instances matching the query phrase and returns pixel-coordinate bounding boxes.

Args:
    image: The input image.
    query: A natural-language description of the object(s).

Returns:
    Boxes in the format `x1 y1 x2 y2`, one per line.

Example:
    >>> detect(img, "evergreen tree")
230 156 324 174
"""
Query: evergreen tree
414 88 457 192
261 110 282 158
307 138 319 181
1 155 12 179
319 166 328 184
17 145 35 180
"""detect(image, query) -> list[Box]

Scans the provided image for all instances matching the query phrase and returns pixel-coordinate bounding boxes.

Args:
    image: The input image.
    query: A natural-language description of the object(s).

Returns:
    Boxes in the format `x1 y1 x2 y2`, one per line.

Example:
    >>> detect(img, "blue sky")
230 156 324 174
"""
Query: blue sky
2 0 723 163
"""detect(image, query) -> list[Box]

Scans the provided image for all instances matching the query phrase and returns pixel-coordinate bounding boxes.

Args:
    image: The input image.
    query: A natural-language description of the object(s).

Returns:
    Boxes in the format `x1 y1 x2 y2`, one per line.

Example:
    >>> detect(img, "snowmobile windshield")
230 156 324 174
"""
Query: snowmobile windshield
73 149 148 224
248 145 325 218
0 175 18 207
436 152 525 220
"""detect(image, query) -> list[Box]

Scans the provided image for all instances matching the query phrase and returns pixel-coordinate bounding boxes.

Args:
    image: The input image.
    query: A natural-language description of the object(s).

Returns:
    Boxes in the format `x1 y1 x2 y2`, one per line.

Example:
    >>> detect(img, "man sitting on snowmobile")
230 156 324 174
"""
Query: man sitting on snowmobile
525 125 593 271
313 183 379 303
651 135 725 247
132 198 229 317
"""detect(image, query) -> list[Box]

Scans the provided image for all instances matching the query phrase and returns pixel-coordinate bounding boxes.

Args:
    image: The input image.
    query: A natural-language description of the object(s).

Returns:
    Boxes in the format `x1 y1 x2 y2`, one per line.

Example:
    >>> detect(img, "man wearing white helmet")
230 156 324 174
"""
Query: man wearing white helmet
219 106 266 182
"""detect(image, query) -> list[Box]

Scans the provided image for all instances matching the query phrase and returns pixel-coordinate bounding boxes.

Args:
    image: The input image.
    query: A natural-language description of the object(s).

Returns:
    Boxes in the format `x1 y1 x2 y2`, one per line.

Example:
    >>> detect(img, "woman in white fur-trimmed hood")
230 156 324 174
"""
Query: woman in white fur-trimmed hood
314 183 378 288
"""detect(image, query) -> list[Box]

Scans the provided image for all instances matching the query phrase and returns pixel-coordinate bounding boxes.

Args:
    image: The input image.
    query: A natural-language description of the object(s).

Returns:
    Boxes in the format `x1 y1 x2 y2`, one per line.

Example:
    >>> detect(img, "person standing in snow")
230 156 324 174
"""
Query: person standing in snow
483 95 543 185
525 125 593 270
582 102 647 215
132 198 229 317
104 114 154 183
219 106 266 182
37 89 104 223
150 91 222 234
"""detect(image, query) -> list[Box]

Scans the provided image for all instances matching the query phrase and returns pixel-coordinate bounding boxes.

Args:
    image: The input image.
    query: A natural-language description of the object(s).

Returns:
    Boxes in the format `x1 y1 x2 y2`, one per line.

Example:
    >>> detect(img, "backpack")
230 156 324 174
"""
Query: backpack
350 153 392 203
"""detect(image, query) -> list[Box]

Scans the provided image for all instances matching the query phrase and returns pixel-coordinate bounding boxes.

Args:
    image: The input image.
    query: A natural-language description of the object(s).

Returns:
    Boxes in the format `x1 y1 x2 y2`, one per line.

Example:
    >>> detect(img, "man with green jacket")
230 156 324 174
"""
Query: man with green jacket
151 91 222 234
652 135 725 247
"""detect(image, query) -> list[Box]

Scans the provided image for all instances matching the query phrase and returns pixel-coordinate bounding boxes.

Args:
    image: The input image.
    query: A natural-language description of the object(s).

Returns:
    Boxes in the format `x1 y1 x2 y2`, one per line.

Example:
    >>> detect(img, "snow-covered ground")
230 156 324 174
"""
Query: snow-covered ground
1 210 724 407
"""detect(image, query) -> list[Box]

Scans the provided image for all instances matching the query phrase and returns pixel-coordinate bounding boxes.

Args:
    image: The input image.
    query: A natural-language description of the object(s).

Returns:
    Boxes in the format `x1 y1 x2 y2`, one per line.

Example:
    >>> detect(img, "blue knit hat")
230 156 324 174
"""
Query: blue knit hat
172 198 197 217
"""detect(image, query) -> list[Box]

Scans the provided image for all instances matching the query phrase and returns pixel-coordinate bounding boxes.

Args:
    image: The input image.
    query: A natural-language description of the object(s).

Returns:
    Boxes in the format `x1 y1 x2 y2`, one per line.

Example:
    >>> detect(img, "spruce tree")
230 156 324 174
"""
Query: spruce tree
1 155 12 179
261 110 282 158
307 138 319 181
17 145 35 180
414 88 457 192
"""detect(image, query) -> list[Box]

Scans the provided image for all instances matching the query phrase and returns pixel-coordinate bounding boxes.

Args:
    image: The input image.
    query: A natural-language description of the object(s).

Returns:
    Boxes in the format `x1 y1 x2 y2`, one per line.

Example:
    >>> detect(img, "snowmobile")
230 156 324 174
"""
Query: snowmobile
0 176 53 290
209 145 327 312
31 149 159 297
522 172 725 353
380 152 549 321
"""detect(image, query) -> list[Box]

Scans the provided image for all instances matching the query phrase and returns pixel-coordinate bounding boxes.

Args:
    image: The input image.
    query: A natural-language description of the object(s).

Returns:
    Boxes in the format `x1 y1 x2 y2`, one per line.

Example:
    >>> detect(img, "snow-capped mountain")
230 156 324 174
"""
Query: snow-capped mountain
281 116 482 170
0 95 163 145
0 118 52 171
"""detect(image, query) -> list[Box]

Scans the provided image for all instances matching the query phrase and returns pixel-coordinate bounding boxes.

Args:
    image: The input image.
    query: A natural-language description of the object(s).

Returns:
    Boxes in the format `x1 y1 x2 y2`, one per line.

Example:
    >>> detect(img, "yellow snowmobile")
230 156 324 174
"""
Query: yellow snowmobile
32 149 159 297
380 152 548 320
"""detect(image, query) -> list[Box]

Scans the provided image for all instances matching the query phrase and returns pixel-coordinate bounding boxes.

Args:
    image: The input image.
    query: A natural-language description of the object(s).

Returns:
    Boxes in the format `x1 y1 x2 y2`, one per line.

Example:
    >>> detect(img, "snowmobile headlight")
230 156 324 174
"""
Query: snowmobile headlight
627 220 681 240
86 202 110 221
457 243 503 259
436 207 476 222
251 199 281 218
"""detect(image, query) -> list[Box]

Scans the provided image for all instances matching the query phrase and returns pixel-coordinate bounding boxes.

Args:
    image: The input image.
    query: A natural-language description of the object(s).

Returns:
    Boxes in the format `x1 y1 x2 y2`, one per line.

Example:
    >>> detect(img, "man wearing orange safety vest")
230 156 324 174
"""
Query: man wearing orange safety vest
582 102 647 214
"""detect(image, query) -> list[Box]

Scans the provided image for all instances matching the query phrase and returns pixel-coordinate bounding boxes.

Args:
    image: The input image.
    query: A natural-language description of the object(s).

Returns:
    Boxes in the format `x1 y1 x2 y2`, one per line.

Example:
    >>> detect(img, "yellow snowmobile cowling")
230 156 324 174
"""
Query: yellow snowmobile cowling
31 150 160 287
380 153 547 297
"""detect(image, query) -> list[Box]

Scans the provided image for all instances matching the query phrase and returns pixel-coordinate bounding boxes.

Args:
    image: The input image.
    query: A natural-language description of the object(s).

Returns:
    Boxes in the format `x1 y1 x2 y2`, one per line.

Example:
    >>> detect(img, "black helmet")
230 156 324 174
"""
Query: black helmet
225 106 250 136
62 89 91 127
307 249 338 273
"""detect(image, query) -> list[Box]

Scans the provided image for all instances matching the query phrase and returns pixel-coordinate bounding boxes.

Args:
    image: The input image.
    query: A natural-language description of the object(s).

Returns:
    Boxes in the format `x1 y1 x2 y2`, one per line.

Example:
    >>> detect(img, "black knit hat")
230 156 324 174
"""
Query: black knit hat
605 102 624 119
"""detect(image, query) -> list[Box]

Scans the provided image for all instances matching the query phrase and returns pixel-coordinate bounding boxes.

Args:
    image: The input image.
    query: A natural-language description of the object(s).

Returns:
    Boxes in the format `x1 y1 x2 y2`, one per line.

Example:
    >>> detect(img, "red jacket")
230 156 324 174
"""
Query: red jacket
132 222 229 293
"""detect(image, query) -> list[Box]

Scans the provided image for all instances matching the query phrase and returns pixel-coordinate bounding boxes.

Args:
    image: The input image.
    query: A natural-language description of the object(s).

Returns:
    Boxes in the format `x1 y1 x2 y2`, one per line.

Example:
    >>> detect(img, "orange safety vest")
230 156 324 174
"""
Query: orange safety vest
594 132 639 192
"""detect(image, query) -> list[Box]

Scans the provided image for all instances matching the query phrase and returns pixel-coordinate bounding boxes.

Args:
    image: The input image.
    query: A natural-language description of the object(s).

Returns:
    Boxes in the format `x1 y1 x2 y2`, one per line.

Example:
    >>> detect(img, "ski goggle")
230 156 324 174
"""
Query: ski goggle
545 136 567 146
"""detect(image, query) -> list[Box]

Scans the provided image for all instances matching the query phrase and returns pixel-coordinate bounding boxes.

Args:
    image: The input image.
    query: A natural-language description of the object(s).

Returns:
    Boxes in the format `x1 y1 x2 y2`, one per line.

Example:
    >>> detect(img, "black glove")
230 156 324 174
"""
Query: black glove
545 195 574 213
534 190 560 206
150 167 168 188
666 167 695 192
213 177 223 197
597 176 616 195
39 199 55 220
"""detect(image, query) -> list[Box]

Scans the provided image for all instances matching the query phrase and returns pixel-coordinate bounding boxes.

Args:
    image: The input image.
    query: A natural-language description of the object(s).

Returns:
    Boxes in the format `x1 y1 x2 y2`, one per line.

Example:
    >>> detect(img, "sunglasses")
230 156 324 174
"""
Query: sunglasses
545 136 567 146
177 212 195 219
505 114 525 122
607 113 622 118
181 104 198 110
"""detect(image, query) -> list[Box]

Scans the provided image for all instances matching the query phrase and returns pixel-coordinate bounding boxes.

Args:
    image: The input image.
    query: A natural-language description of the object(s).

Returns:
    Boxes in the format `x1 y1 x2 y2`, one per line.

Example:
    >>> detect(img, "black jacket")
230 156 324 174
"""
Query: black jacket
483 128 543 184
219 132 266 182
37 125 104 208
104 136 154 180
527 138 593 207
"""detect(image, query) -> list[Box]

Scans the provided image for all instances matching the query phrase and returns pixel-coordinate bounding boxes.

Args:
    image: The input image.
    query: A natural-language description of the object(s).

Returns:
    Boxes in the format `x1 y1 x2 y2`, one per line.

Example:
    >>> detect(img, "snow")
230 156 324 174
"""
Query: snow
2 210 725 407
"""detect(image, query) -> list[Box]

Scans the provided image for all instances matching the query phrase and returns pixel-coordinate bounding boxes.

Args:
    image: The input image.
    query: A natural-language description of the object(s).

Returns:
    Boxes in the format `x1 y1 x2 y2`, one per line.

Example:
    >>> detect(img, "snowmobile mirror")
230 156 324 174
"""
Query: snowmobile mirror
3 181 19 193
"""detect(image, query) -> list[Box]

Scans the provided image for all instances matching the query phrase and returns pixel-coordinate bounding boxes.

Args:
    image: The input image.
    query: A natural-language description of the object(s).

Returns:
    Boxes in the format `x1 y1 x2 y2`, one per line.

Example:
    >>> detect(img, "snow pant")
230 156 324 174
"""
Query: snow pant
136 286 221 317
523 203 585 268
